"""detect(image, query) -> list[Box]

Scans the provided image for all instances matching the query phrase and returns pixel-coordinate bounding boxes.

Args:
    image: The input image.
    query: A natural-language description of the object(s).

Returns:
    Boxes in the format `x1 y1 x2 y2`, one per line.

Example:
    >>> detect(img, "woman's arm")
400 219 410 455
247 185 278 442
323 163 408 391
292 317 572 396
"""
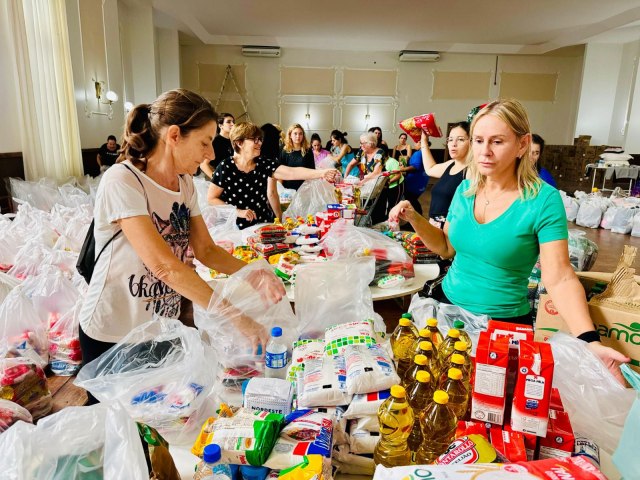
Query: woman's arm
540 240 630 383
420 131 449 178
267 177 282 219
208 182 256 222
273 165 337 182
361 163 383 183
344 157 359 178
406 144 413 158
190 215 246 274
388 200 455 258
332 144 349 165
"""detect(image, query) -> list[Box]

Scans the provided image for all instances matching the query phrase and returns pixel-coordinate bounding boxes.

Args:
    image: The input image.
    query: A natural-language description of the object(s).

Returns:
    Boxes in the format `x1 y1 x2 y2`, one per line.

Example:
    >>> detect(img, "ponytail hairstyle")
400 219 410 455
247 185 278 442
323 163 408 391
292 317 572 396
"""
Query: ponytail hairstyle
330 130 348 145
119 89 217 171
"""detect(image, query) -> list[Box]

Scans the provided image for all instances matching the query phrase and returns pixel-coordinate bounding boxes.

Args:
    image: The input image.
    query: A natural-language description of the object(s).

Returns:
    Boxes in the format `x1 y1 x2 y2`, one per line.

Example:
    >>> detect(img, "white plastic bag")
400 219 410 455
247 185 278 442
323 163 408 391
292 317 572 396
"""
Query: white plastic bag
610 207 638 234
576 201 604 228
48 299 83 376
0 349 52 419
567 230 599 271
560 192 579 222
284 179 337 220
0 272 20 305
0 404 147 480
75 317 216 444
22 267 80 327
549 332 635 454
348 419 379 454
201 204 239 238
632 213 640 237
599 205 619 229
0 399 33 433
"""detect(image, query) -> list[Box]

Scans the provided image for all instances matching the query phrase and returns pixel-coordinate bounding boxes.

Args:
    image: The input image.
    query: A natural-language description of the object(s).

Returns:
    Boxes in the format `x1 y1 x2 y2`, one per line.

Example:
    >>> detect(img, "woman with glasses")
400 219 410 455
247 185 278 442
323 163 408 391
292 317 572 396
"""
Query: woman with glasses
208 122 338 229
421 122 470 227
278 123 316 190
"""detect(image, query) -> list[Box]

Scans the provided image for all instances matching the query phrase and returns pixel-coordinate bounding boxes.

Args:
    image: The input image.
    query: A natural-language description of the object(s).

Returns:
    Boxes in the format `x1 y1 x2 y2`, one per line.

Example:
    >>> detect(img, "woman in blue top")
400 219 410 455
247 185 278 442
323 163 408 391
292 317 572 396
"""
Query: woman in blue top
390 99 628 382
329 130 356 177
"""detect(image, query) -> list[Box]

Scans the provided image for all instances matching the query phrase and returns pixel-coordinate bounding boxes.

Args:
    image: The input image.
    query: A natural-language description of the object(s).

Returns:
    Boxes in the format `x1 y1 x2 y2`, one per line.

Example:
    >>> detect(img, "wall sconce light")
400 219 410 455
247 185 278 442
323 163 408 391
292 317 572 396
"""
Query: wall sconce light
89 78 118 120
124 101 134 112
304 113 311 120
364 113 371 121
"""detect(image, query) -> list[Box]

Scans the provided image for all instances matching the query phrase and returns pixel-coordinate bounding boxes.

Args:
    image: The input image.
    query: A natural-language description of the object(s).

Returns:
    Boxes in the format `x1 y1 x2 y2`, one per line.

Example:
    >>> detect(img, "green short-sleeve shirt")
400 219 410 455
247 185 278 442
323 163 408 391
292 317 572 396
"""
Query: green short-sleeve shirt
442 180 568 318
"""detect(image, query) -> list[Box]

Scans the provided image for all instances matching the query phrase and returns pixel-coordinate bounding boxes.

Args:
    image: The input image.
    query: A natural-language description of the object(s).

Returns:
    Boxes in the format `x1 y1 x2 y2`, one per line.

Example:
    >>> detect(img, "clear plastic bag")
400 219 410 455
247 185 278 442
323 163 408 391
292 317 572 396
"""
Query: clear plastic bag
7 242 53 280
0 403 148 480
0 398 33 433
599 205 619 230
320 221 414 283
57 182 92 208
48 299 83 376
0 347 52 419
567 230 599 271
0 272 20 305
632 213 640 237
612 364 640 479
193 175 213 211
194 260 297 402
549 332 635 455
75 317 217 444
284 179 337 220
295 257 385 339
610 207 638 234
560 191 579 222
9 177 61 212
22 267 80 329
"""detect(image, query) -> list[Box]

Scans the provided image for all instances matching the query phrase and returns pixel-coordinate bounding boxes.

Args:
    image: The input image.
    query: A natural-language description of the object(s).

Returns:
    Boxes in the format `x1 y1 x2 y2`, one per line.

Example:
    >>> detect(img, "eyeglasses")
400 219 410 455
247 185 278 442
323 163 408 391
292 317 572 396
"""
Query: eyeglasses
447 136 468 145
247 137 263 143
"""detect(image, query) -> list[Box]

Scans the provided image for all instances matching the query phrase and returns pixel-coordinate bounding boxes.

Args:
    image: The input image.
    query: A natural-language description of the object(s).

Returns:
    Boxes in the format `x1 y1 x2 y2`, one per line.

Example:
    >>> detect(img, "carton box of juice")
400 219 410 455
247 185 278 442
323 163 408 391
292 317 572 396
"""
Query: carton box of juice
539 409 575 460
471 331 509 425
510 340 554 437
489 426 527 462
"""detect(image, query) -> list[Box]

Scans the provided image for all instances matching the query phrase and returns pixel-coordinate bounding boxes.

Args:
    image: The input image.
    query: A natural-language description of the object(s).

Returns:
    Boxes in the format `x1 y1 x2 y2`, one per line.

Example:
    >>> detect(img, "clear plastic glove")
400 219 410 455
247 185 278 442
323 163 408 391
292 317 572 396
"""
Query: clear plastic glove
587 341 630 386
234 312 269 355
238 209 257 222
245 266 286 308
321 169 340 182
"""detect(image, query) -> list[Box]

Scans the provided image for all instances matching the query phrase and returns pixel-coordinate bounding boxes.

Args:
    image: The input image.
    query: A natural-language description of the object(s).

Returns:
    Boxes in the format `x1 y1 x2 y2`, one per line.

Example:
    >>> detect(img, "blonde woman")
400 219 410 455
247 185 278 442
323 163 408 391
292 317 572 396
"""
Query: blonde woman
389 99 628 382
278 123 315 190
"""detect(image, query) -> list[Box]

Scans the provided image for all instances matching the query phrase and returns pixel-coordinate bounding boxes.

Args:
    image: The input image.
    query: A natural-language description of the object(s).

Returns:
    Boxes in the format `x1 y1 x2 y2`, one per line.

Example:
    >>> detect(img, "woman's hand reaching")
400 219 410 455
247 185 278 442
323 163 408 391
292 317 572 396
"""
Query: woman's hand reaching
588 341 630 386
388 200 416 224
245 267 286 308
320 168 340 182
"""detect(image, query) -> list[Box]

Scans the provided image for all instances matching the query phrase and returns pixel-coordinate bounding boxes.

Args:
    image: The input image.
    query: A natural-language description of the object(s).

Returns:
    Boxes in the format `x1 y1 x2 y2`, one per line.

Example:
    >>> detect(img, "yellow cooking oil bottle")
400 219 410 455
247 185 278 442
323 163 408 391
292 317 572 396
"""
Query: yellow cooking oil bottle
414 339 440 379
416 390 458 465
440 367 469 420
374 385 414 467
452 320 473 354
390 316 419 379
438 328 461 362
425 318 444 349
440 343 472 388
402 354 430 389
406 370 434 463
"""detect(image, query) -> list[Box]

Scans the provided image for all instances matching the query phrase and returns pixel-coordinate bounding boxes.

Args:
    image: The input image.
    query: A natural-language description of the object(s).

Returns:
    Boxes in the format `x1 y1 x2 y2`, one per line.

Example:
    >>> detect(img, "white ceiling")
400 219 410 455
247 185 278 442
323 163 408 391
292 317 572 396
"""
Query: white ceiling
151 0 640 54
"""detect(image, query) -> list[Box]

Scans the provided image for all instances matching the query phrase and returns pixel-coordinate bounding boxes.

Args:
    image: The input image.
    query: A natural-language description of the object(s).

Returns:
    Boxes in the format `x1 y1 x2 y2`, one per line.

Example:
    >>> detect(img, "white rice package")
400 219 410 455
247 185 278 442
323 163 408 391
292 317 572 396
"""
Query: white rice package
351 414 378 433
344 343 400 395
343 390 391 419
324 320 377 356
297 356 352 408
348 418 379 454
287 339 325 382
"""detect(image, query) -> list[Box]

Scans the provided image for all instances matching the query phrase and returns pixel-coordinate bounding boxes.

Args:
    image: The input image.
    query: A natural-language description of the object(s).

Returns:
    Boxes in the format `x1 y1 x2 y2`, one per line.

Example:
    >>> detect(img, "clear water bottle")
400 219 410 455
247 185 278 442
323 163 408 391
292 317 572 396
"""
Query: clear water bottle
265 326 288 379
193 443 233 480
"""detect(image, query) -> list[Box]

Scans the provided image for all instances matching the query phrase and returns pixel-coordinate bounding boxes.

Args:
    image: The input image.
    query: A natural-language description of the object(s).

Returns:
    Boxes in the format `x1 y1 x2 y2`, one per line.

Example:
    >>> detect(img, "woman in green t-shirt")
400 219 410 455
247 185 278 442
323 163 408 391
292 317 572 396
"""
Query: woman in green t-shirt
389 99 629 382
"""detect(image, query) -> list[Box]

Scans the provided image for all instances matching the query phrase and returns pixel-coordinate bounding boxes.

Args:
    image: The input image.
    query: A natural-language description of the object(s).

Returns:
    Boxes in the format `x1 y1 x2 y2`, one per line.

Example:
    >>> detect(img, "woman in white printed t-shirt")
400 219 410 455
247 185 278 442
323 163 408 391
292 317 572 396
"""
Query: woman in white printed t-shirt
79 90 285 402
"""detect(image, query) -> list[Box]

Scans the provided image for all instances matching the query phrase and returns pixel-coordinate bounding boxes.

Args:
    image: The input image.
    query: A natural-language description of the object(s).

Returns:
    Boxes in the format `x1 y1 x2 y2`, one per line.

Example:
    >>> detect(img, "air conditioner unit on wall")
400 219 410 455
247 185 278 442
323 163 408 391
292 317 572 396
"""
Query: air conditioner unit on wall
399 50 440 62
241 46 281 58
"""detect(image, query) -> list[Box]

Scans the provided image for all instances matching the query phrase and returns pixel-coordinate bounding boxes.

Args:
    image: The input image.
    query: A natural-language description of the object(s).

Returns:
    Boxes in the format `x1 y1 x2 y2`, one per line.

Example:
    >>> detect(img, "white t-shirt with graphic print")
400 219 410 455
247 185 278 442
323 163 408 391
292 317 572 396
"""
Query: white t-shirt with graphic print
79 161 201 343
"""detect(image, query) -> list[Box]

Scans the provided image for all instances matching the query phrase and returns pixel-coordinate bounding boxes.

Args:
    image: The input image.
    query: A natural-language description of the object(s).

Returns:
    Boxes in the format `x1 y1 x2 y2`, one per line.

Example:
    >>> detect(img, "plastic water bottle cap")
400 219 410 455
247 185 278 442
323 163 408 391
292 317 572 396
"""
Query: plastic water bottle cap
427 318 438 327
271 326 282 337
448 329 460 338
453 320 465 329
203 443 222 464
454 341 468 351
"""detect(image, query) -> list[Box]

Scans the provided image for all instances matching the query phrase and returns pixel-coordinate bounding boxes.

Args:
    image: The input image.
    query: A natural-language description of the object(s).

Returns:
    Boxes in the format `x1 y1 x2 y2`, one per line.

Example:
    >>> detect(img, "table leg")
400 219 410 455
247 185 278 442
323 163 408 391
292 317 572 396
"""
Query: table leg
591 168 597 192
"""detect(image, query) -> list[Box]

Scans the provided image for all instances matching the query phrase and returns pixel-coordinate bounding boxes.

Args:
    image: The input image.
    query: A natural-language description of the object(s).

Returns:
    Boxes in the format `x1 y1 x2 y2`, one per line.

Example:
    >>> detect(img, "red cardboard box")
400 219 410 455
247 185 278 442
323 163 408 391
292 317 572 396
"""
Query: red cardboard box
539 409 575 460
550 387 564 412
510 341 554 437
490 426 528 463
471 331 509 425
505 424 537 461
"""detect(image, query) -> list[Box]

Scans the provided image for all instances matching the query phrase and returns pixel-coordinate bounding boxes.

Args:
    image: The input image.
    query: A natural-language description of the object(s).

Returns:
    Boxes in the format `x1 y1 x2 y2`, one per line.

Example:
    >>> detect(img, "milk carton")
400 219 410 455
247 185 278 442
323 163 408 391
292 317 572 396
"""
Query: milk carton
471 331 509 425
539 409 575 459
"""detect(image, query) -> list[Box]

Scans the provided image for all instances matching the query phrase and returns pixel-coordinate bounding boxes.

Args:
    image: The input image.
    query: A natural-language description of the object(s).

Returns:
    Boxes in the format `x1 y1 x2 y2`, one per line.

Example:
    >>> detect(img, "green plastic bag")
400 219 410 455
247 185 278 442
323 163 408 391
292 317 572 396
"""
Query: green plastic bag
613 364 640 479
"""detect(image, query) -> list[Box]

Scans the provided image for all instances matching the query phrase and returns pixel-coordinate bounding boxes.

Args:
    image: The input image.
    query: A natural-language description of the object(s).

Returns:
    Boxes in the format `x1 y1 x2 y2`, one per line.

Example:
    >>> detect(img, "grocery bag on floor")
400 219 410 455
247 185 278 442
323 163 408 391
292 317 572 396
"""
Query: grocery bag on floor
0 399 33 433
610 206 638 234
600 205 619 229
284 179 337 220
613 364 640 479
0 403 147 480
47 298 83 376
0 348 52 419
22 267 80 328
75 318 216 444
567 230 598 271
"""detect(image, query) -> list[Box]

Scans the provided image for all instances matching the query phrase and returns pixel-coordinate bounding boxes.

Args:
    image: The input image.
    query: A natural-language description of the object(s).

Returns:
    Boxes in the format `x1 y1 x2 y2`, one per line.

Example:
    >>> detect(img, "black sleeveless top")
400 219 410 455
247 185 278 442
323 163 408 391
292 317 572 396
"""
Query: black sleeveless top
429 161 466 220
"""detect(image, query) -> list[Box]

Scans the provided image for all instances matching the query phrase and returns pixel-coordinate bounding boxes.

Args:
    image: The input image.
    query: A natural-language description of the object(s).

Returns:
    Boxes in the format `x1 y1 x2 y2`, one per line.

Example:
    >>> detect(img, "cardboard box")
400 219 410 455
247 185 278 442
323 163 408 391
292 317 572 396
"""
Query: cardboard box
489 426 527 463
471 331 509 425
538 409 575 460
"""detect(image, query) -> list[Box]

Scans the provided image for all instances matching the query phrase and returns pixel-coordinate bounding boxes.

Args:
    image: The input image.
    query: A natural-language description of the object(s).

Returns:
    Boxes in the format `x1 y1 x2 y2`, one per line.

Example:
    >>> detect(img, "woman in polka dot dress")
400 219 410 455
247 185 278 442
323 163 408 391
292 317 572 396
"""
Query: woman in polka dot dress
208 122 338 229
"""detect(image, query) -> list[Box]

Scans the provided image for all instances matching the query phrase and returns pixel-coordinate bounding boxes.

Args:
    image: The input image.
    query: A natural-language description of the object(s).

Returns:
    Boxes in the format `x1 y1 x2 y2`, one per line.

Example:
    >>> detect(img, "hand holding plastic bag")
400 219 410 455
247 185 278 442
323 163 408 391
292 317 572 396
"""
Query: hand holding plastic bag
549 332 635 454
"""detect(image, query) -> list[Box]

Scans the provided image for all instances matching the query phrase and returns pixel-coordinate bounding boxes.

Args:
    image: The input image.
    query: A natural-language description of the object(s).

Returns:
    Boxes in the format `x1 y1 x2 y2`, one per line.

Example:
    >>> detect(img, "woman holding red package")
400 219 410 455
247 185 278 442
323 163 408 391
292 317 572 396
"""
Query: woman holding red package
389 99 629 383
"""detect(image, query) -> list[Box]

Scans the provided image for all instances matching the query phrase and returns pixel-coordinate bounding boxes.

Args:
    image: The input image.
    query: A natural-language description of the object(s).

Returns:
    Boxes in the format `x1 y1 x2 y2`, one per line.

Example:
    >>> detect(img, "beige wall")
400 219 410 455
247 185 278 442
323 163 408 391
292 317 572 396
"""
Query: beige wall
181 44 584 145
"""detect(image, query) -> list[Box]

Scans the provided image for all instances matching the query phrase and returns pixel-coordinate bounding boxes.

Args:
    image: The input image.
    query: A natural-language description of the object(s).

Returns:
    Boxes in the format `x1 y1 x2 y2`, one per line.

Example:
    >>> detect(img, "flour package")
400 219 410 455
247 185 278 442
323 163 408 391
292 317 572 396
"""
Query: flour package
350 414 379 432
348 418 380 454
324 320 378 356
343 390 391 419
264 409 333 470
297 356 352 408
287 339 325 383
344 344 400 395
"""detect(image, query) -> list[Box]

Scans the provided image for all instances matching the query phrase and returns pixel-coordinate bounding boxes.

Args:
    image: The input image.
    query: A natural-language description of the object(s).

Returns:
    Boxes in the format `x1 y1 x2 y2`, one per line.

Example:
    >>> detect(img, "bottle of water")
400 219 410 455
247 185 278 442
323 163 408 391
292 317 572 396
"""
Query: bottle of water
265 326 288 379
193 443 233 480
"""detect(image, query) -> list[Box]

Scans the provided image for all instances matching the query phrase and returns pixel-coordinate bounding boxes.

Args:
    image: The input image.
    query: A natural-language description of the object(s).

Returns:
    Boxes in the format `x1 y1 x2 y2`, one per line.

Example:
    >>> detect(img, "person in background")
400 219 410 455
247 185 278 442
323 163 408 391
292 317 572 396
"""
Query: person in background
79 90 285 394
421 122 470 228
368 126 389 154
199 112 235 178
531 133 557 188
384 151 405 216
278 123 315 190
396 139 429 215
310 133 332 168
209 122 338 229
97 135 120 170
329 130 356 177
392 132 412 163
389 99 629 383
260 123 283 161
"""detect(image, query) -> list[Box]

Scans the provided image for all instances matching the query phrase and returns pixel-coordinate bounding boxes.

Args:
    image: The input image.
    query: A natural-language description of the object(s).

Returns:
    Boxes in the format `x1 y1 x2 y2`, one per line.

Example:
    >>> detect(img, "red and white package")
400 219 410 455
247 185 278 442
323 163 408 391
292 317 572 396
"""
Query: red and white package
490 426 528 463
398 113 443 143
510 340 554 437
0 398 33 433
455 420 489 439
549 387 564 412
471 331 509 425
539 409 575 460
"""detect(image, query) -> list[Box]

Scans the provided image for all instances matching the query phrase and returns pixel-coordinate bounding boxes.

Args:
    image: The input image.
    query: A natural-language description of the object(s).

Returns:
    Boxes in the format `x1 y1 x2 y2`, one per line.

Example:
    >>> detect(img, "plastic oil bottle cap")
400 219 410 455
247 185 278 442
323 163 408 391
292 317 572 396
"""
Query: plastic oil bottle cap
401 313 413 320
418 328 430 338
433 390 449 405
399 318 413 327
427 318 438 327
451 353 465 365
448 368 463 380
271 326 282 337
391 385 406 398
447 329 460 338
414 354 428 365
418 341 433 351
453 320 465 329
454 341 468 352
416 370 431 383
203 443 222 464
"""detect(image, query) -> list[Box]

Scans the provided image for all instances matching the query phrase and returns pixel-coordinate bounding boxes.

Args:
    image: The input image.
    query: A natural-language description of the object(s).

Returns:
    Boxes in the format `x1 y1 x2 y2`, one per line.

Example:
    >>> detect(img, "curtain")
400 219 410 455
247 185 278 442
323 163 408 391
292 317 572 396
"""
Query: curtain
6 0 83 180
